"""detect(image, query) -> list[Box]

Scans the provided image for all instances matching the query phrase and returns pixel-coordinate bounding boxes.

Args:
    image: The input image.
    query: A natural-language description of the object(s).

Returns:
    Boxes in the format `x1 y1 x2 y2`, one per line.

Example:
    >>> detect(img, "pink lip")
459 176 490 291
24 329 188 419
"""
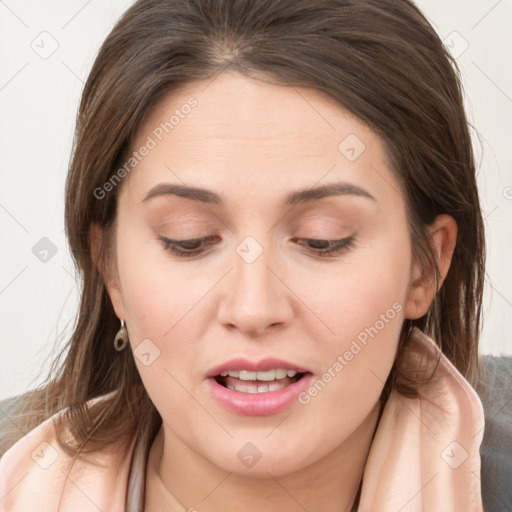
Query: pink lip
206 357 312 377
207 374 314 417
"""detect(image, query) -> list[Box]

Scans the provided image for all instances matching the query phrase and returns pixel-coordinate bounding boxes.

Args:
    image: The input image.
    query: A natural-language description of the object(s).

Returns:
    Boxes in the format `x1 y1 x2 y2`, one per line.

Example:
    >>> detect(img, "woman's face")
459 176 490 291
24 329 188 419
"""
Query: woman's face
103 71 421 477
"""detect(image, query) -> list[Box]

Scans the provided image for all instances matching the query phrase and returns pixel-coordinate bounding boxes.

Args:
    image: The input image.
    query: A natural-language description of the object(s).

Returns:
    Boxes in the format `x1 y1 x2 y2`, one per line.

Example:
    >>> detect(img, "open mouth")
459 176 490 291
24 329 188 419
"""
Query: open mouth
214 369 307 394
208 364 314 415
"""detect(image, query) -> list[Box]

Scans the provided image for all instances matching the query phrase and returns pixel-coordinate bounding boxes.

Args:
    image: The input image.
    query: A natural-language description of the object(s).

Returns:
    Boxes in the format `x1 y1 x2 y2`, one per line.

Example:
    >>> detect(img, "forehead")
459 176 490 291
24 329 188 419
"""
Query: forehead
123 71 400 208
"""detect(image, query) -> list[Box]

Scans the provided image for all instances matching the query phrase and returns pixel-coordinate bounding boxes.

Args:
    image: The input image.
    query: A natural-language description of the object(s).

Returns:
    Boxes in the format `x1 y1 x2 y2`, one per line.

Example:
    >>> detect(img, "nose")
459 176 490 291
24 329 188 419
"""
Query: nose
217 242 294 337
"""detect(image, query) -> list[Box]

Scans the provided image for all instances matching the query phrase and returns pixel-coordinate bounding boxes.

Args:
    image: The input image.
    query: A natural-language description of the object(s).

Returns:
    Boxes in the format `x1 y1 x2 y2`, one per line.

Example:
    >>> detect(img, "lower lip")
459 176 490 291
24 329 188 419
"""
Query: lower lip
206 374 314 416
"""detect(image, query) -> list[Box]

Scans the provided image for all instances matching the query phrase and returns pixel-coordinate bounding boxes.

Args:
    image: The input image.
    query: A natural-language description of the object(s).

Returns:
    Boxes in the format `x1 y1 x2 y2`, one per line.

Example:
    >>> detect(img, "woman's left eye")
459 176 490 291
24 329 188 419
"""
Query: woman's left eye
295 237 356 257
158 235 356 258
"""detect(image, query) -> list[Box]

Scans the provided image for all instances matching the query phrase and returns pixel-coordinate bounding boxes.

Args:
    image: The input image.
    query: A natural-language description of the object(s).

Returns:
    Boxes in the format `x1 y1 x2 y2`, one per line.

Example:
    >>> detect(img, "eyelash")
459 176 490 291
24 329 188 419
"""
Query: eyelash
158 235 355 258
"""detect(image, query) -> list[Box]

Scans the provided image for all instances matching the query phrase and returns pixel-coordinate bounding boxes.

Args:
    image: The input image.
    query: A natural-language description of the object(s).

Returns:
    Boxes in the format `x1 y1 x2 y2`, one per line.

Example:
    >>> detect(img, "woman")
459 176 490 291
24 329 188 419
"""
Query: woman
0 0 499 510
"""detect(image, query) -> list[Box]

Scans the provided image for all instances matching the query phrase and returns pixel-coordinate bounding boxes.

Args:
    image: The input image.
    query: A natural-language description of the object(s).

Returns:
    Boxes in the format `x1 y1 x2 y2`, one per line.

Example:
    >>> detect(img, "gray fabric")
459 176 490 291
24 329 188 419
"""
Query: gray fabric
476 355 512 512
0 394 25 452
1 356 511 510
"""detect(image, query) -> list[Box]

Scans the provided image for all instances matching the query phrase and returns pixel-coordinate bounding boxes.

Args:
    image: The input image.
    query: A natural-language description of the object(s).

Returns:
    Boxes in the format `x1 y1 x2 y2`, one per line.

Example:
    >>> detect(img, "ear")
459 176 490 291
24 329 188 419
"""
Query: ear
89 222 126 320
404 214 458 320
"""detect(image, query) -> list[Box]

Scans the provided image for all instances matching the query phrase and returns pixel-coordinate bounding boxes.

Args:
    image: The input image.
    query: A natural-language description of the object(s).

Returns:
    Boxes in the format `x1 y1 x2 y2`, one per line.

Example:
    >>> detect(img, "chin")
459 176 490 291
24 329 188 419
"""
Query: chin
203 438 316 478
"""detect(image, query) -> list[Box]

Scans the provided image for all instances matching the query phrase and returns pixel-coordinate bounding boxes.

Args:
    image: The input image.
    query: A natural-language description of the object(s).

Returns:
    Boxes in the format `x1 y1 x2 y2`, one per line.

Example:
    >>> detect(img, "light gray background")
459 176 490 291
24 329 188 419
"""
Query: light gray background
1 0 511 401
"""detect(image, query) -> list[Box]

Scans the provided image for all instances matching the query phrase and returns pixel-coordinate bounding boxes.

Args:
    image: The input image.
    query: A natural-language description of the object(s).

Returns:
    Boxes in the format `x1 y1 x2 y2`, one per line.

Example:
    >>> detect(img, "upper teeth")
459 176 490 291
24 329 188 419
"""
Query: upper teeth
220 369 297 381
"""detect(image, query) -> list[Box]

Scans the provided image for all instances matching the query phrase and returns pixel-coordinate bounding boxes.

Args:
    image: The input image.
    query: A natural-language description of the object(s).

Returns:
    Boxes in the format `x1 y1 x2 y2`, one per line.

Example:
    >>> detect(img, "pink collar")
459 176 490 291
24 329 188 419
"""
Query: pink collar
358 328 484 511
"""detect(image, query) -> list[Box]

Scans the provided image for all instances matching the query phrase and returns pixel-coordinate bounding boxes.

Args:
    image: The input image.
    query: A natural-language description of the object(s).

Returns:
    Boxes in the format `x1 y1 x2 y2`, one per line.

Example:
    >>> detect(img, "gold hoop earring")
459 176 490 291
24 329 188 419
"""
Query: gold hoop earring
114 319 129 351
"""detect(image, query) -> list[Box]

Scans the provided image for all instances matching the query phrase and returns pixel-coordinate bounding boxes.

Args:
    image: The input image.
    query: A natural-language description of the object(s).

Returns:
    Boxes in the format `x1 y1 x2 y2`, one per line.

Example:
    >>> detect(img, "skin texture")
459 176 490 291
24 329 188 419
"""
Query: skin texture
92 71 457 512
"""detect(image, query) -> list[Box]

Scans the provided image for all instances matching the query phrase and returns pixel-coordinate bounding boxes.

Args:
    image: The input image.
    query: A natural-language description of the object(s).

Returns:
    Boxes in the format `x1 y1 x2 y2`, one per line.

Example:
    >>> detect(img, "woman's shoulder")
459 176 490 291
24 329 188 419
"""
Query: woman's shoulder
0 405 68 510
476 354 512 511
0 393 135 511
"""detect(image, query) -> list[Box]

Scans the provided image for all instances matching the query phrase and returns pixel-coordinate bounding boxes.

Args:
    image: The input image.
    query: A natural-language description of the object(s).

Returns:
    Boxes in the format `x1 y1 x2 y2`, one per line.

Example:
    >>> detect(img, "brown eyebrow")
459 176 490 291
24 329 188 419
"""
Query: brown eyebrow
141 181 376 206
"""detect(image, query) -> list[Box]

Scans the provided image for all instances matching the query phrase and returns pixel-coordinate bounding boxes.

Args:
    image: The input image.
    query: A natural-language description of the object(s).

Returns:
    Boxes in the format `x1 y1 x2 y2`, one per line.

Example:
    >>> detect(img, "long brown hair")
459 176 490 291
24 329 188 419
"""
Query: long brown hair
1 0 485 460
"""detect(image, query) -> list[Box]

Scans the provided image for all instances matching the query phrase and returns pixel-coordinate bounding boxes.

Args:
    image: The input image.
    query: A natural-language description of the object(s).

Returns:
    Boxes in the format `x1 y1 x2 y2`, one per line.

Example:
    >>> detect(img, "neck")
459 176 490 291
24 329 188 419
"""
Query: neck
144 402 380 512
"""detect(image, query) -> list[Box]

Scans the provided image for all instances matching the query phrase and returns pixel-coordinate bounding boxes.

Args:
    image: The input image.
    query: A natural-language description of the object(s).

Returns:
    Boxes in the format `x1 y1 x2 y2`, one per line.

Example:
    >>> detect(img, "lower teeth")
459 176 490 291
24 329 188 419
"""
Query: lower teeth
227 382 285 393
220 375 301 394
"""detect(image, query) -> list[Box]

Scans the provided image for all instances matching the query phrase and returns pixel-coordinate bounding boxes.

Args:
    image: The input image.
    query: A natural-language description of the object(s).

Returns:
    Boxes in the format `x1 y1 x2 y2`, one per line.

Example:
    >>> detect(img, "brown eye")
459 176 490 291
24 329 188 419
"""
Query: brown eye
296 237 355 257
158 235 219 257
157 235 356 259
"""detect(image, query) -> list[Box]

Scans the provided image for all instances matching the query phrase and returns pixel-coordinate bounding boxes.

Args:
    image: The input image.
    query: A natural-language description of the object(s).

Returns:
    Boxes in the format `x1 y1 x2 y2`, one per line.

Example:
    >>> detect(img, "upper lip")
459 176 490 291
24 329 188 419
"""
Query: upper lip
206 357 312 378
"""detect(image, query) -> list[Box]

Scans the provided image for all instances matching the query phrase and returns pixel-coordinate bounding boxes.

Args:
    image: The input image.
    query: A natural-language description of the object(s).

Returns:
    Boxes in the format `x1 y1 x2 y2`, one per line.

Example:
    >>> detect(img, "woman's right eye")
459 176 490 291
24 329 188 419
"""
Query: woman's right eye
158 236 217 257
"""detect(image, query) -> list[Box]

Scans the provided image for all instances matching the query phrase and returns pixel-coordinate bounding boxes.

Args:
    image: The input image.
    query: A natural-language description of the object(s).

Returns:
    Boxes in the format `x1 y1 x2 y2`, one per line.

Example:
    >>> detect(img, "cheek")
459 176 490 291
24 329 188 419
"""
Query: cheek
115 229 199 340
299 226 411 408
307 223 411 339
114 236 206 422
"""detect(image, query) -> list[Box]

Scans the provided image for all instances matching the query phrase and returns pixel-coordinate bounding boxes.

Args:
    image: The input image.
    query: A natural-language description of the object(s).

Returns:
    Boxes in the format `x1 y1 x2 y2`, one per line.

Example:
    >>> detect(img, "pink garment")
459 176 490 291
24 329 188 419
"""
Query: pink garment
0 327 485 511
